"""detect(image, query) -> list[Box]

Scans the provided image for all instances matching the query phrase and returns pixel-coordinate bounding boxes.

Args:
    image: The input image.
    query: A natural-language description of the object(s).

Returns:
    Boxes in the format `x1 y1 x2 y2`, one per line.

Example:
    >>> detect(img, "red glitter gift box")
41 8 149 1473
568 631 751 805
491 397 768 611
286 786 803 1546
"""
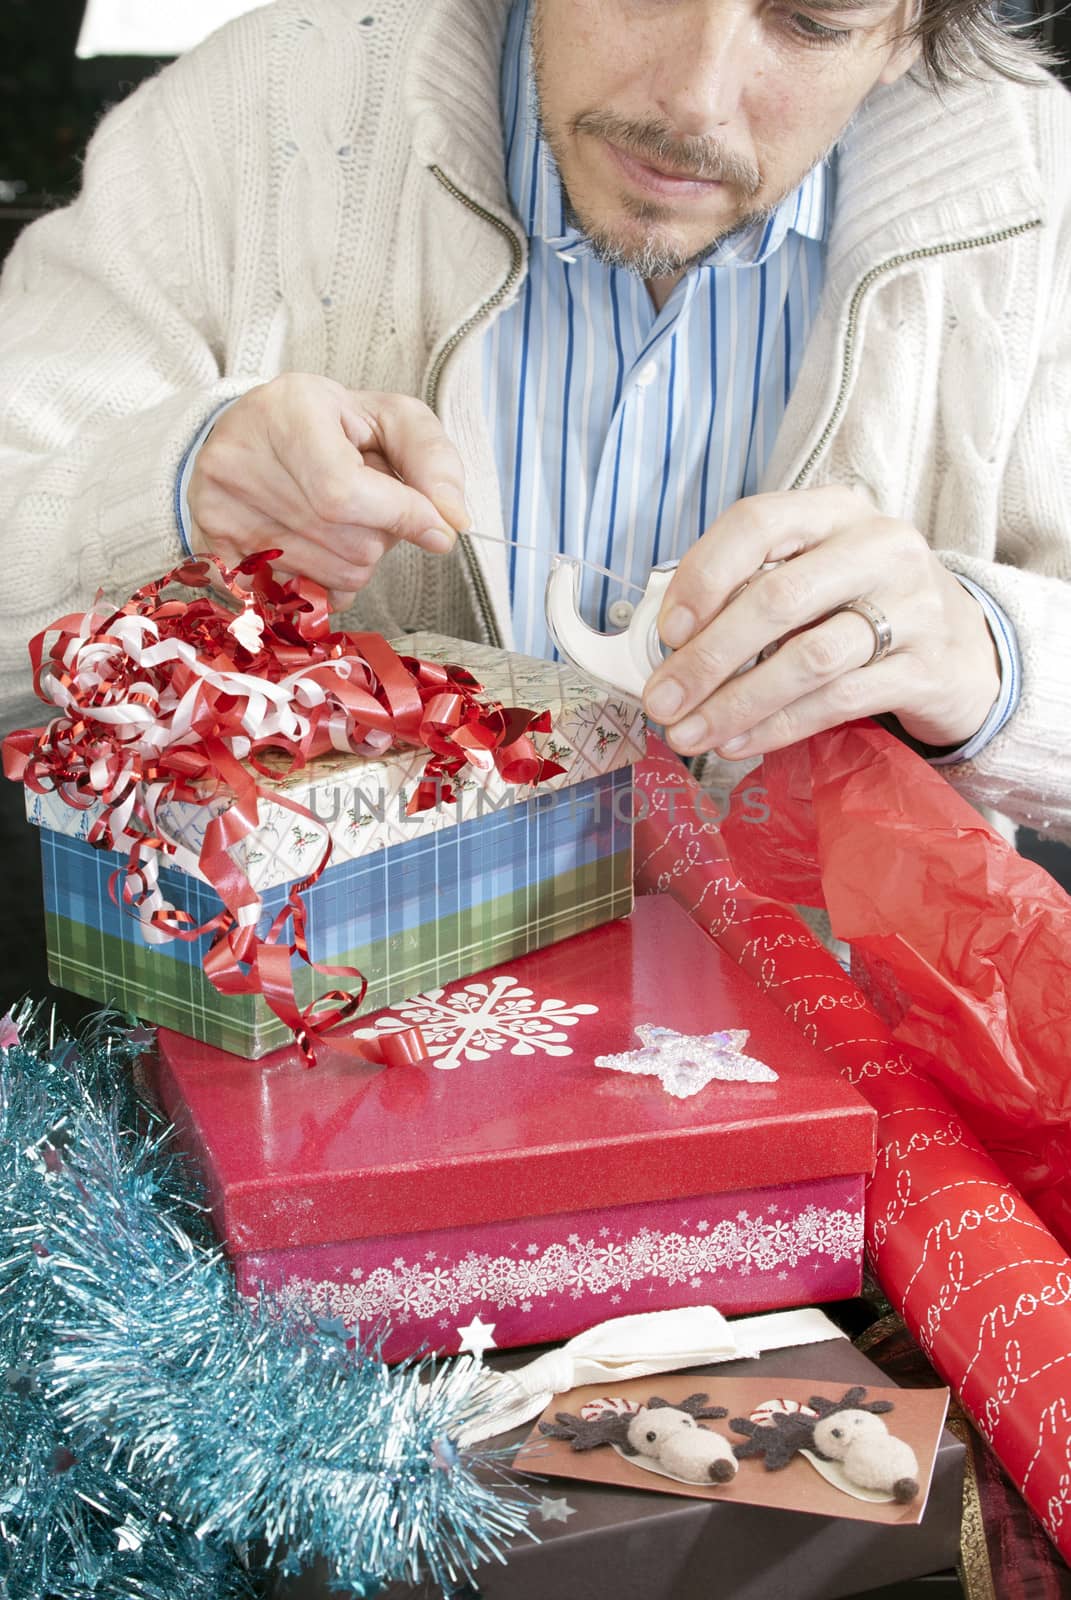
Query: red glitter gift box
151 896 876 1360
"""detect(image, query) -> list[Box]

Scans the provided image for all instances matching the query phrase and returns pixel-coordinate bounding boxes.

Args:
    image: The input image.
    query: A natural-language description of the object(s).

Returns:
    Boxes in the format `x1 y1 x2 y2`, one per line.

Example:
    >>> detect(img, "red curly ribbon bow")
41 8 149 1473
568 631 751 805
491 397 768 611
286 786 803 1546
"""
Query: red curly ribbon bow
3 553 564 1065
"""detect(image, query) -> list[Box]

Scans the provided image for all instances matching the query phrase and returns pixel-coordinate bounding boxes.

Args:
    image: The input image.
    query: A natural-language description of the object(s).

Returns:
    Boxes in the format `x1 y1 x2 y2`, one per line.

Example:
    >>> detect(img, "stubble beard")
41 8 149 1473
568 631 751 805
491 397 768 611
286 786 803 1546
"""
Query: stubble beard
563 181 776 280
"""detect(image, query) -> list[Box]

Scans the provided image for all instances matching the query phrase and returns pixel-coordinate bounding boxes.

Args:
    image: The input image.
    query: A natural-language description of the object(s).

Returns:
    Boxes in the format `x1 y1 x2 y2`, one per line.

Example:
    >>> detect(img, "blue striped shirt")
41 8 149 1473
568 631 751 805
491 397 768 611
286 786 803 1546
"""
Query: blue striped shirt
480 0 1019 761
483 0 830 663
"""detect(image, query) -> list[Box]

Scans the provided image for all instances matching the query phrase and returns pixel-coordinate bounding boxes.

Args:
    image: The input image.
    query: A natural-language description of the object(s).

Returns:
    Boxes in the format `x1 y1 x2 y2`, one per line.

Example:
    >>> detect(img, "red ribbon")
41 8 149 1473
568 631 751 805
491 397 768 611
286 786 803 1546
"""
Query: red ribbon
4 552 565 1065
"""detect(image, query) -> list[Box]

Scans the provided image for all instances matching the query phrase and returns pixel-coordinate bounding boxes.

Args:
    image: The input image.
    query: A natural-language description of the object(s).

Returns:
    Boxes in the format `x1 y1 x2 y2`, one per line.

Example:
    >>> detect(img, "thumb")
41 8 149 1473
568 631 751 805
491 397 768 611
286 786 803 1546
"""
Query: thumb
342 393 470 532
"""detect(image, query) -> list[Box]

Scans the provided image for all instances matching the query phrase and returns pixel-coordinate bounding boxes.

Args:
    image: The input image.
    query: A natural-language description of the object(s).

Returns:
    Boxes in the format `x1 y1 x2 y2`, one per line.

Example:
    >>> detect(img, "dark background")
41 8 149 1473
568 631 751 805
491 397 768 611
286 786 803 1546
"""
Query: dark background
0 0 163 254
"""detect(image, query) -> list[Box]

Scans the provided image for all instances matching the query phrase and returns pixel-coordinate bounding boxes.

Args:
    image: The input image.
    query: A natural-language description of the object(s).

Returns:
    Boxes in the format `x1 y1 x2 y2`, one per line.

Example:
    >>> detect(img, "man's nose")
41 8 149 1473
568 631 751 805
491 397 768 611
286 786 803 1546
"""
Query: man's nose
651 7 754 132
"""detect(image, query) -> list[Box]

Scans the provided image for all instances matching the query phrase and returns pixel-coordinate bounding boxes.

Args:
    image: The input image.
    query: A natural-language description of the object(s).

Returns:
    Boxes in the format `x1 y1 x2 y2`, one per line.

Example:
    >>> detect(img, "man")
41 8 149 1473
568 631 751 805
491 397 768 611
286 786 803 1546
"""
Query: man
0 0 1068 836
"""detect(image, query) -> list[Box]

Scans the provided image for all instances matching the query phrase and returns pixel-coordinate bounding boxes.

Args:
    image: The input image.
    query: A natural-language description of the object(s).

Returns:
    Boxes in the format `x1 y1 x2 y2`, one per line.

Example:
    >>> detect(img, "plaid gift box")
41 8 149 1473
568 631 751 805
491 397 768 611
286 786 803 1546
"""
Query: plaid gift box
28 635 644 1058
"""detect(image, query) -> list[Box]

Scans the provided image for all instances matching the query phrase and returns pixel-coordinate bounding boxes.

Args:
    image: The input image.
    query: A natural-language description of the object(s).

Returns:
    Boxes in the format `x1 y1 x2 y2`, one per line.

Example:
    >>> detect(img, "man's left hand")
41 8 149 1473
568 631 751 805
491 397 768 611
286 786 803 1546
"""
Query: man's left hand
642 486 1001 759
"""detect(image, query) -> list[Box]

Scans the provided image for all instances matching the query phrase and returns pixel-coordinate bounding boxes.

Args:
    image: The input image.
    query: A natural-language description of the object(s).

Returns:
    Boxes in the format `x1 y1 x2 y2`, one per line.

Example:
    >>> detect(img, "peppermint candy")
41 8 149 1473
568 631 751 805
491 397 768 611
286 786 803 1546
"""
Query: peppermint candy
580 1396 641 1421
749 1397 819 1426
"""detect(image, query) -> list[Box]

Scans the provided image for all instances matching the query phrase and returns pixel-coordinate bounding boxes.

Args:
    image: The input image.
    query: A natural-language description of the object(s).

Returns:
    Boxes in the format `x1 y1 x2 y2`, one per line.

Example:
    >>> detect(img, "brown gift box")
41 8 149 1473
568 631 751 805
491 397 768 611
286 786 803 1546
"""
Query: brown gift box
271 1332 965 1600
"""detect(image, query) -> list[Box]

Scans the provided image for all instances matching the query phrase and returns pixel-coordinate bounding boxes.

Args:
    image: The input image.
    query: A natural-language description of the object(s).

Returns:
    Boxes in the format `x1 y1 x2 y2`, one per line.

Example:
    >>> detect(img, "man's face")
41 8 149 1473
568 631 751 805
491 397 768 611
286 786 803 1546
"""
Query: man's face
531 0 918 278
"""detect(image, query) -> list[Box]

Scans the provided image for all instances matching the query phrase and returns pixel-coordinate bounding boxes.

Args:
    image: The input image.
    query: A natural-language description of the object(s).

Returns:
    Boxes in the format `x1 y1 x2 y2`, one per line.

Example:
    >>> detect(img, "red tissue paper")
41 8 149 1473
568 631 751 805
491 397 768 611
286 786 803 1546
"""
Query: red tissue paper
719 720 1071 1247
2 552 562 1063
634 725 1071 1561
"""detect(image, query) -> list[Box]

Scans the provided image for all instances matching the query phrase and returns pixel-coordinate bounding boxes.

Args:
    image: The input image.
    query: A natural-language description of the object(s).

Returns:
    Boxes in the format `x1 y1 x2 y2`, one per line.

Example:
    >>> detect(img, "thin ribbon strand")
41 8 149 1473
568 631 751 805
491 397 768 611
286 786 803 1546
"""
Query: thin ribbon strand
463 529 650 598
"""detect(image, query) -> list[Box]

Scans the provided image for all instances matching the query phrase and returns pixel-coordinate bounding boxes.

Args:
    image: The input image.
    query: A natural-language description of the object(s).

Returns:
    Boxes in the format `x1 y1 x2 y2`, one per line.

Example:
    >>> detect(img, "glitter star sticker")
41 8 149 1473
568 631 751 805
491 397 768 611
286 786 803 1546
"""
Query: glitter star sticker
596 1025 778 1098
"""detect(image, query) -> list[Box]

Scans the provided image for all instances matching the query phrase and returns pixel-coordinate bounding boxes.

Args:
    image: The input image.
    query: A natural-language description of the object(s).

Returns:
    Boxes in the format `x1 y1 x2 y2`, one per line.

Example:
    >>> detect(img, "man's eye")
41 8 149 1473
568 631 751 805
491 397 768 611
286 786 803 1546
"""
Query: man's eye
784 11 854 42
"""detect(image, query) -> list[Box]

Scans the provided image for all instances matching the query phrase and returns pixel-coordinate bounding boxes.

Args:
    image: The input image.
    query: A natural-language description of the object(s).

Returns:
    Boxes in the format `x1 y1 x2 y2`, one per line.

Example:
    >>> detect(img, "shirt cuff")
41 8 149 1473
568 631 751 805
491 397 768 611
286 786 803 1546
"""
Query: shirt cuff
926 575 1022 766
174 398 241 557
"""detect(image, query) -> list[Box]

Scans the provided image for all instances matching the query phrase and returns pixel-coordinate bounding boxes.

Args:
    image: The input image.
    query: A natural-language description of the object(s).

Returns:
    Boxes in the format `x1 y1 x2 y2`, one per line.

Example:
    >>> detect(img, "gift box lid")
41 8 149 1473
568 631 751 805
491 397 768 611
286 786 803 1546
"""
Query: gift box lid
152 896 876 1254
24 633 645 892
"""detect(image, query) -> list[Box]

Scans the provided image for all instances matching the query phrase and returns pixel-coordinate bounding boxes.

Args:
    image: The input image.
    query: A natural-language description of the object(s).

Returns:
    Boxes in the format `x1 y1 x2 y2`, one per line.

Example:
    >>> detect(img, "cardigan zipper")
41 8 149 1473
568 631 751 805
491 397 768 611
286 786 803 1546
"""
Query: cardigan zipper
789 218 1043 489
424 165 527 649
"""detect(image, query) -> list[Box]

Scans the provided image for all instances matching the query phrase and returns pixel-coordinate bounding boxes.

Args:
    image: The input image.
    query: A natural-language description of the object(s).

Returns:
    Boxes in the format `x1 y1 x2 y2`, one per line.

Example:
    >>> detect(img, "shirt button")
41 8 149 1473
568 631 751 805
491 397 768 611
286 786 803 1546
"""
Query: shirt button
607 598 635 628
635 360 658 388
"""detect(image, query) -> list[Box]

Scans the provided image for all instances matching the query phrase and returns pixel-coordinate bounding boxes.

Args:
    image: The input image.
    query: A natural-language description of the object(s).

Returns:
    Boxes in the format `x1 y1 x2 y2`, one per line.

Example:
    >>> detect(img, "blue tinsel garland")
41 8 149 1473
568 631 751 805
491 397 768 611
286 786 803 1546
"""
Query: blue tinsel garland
0 1007 531 1599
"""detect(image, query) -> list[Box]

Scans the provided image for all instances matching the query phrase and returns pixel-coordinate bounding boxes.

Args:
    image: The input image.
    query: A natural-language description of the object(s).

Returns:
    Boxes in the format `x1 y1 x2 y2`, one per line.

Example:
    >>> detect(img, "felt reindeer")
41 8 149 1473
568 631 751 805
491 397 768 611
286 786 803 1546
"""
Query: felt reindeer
540 1392 738 1484
730 1386 920 1503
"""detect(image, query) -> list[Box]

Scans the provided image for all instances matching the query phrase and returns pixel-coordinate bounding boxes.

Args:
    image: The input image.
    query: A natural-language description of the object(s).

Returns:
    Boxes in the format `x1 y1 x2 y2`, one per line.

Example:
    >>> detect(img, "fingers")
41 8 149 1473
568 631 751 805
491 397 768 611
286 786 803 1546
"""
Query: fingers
188 376 471 596
190 469 398 584
640 485 996 759
770 583 998 755
268 388 459 552
193 441 400 567
645 532 878 726
697 664 891 761
341 392 470 533
655 486 870 651
644 501 931 729
260 529 390 597
662 610 896 756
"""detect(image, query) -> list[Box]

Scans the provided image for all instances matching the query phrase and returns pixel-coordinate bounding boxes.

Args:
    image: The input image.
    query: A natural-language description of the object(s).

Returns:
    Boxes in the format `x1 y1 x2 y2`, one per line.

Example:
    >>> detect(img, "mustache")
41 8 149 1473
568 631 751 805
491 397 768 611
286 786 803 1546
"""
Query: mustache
569 110 762 196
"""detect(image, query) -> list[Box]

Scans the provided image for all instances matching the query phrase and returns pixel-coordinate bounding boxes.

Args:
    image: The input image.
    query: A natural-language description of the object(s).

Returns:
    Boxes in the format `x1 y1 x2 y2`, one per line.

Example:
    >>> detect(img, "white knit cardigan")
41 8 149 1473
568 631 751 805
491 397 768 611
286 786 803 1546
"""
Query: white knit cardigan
1 0 1069 835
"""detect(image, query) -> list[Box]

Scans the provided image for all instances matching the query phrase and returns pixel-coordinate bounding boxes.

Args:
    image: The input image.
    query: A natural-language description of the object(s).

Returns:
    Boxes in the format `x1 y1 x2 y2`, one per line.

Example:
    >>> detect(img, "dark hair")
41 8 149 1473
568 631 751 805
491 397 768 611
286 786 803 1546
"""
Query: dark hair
906 0 1061 86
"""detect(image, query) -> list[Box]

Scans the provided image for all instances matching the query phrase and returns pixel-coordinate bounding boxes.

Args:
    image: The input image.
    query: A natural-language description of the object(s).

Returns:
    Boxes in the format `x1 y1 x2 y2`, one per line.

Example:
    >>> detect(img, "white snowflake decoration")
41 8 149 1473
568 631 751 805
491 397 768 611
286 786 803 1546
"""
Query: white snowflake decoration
354 975 599 1069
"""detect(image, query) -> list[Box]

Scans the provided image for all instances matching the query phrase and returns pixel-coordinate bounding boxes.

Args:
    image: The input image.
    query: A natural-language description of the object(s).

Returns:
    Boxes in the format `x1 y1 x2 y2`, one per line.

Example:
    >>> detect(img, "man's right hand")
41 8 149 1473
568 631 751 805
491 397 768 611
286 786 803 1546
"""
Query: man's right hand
186 375 468 609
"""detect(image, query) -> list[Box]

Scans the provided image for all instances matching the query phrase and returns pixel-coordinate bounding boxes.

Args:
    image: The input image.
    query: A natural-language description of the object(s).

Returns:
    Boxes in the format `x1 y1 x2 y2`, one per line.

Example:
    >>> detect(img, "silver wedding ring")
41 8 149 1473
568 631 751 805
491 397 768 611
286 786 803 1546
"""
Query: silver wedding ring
835 597 893 666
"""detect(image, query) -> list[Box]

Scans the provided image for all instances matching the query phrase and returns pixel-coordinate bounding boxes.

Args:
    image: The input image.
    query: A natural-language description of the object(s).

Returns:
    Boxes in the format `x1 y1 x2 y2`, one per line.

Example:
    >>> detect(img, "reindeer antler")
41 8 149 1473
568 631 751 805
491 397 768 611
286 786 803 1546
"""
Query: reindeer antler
647 1392 729 1421
538 1409 633 1452
807 1386 895 1419
730 1410 817 1469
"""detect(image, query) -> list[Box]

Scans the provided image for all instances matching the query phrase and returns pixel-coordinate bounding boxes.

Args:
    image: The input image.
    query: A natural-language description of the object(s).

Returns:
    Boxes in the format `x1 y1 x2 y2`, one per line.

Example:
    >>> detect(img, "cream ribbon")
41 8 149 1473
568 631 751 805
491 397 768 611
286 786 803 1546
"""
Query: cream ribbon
457 1305 846 1446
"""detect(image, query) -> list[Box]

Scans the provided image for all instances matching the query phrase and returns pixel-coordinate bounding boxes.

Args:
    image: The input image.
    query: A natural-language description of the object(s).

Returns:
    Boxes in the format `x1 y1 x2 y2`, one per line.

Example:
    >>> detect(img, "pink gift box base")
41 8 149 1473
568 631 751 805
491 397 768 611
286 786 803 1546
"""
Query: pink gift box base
152 897 875 1360
241 1176 864 1362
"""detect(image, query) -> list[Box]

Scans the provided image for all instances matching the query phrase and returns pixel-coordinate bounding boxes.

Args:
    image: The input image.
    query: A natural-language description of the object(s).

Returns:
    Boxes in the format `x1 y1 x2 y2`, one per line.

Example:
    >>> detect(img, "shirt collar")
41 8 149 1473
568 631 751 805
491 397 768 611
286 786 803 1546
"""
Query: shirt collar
501 0 831 271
